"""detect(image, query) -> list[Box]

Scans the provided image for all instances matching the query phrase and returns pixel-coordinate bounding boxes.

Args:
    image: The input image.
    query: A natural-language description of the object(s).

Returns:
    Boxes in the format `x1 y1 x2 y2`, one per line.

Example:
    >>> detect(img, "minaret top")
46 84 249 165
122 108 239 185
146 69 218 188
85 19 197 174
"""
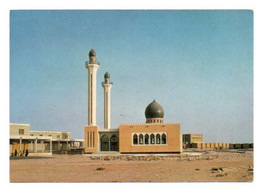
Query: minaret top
102 72 113 85
86 49 99 65
89 49 96 57
104 72 110 79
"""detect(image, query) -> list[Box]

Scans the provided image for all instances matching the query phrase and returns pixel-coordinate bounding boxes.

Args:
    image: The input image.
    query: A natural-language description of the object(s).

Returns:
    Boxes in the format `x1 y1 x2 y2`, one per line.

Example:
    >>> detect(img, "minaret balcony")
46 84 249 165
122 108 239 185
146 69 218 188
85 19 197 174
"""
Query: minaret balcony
102 81 113 86
85 61 100 66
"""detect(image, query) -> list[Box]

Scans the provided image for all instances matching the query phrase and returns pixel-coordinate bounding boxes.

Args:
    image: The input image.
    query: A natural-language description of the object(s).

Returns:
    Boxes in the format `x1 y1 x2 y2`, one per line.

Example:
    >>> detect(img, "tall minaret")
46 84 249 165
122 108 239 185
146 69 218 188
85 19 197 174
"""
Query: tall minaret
85 49 100 126
102 72 113 129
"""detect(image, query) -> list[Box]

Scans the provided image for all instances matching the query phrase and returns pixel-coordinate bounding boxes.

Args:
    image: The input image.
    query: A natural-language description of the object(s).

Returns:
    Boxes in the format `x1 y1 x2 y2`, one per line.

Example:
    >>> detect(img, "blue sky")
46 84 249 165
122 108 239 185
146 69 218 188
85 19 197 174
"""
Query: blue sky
10 10 253 142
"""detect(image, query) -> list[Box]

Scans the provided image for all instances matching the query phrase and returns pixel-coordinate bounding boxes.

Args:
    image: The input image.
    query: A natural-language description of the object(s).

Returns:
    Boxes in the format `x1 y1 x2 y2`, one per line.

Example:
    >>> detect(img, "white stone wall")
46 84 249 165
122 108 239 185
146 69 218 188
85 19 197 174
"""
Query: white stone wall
86 64 100 125
29 131 71 139
103 83 112 129
10 123 30 136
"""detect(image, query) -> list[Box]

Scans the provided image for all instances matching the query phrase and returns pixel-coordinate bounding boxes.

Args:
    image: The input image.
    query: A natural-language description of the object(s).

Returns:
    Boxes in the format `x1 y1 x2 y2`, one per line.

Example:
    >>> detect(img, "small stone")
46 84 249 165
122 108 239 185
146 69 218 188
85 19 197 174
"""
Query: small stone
96 167 105 171
211 168 219 171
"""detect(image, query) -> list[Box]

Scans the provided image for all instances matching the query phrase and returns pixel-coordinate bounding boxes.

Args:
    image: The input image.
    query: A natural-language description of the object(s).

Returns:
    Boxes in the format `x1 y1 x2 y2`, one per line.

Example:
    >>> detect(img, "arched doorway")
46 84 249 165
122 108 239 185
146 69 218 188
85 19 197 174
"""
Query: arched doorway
110 135 119 151
101 135 109 151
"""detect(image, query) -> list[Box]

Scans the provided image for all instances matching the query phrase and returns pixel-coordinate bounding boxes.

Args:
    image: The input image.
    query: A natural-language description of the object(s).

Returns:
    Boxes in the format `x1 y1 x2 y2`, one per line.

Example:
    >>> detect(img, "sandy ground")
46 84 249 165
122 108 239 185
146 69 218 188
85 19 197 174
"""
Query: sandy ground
10 150 253 182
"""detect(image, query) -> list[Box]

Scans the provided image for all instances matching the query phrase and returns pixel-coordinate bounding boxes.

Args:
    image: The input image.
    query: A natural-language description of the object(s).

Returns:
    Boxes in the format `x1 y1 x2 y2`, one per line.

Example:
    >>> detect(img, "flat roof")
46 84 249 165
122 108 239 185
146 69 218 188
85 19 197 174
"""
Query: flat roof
99 129 119 132
10 123 30 127
10 135 52 140
119 123 180 126
30 130 71 134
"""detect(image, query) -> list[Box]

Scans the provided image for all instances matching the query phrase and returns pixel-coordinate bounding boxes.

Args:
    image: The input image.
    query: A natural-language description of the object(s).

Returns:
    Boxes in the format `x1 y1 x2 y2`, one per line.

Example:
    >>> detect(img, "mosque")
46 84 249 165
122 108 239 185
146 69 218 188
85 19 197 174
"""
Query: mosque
84 49 182 153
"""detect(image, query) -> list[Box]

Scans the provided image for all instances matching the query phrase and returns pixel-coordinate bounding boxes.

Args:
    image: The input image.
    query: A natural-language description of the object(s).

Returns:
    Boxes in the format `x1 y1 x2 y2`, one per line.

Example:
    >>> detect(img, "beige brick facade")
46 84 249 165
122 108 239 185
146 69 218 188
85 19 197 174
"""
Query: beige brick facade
119 123 182 153
84 126 99 153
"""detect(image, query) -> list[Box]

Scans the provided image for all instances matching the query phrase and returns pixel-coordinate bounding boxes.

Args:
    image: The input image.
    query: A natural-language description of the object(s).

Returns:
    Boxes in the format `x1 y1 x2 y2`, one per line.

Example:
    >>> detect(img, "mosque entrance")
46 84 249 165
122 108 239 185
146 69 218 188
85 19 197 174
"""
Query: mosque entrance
110 135 119 151
100 135 109 151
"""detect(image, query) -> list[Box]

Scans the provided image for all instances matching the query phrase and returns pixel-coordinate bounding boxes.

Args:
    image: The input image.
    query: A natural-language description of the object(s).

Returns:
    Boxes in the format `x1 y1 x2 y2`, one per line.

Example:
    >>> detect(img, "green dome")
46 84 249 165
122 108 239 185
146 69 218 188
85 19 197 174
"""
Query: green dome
145 100 164 119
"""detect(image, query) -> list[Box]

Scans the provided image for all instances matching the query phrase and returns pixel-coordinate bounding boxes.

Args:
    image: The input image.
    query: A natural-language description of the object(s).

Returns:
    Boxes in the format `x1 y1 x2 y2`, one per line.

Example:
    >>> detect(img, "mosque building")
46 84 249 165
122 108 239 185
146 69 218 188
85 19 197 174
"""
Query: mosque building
84 49 182 153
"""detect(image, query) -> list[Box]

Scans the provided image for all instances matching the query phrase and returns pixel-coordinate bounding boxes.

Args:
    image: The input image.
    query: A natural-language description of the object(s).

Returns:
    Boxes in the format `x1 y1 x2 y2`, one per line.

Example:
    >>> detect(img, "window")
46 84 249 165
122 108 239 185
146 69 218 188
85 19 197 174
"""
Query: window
19 129 24 135
132 133 167 146
40 134 43 136
87 132 89 147
90 131 92 147
156 134 161 144
30 134 34 136
150 134 155 144
64 135 68 139
57 135 60 138
145 134 149 144
133 134 138 145
139 134 143 144
101 135 109 151
162 134 166 144
93 132 95 147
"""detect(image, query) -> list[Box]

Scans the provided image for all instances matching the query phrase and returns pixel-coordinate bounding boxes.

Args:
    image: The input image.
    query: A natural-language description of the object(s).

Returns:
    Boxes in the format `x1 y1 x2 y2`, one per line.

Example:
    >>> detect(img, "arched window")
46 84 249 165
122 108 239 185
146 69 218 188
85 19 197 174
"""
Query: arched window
139 134 143 145
101 135 109 142
101 135 109 151
133 134 138 145
150 134 155 144
156 134 161 144
162 134 166 144
110 135 119 151
145 134 149 144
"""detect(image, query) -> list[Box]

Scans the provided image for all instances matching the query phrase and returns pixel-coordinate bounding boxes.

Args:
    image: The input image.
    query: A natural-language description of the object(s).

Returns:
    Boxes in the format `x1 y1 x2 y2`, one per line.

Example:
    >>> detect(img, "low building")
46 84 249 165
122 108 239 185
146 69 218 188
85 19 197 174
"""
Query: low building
10 123 84 156
29 130 71 152
182 134 203 144
10 123 52 156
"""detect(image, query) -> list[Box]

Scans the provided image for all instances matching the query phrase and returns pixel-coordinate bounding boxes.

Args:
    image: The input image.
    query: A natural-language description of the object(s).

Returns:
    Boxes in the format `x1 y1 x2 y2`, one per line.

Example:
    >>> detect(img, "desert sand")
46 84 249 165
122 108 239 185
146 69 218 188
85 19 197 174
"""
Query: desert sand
10 150 253 182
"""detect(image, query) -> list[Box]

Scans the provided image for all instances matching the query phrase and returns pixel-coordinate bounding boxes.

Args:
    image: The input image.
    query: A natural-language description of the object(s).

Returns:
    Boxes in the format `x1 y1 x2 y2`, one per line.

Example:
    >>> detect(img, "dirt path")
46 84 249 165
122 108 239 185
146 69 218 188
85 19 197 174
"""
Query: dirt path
10 151 253 182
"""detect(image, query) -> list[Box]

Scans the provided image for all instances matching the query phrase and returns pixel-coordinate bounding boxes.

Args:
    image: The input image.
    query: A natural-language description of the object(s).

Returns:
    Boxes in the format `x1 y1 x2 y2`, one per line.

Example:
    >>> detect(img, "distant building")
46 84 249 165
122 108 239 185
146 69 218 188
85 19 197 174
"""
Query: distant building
9 123 83 156
182 134 203 144
182 133 253 150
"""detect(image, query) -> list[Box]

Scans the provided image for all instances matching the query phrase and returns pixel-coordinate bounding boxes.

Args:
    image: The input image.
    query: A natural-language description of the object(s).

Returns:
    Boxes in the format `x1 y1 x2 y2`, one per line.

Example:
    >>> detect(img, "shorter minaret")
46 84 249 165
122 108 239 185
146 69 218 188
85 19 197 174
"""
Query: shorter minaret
102 72 113 129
